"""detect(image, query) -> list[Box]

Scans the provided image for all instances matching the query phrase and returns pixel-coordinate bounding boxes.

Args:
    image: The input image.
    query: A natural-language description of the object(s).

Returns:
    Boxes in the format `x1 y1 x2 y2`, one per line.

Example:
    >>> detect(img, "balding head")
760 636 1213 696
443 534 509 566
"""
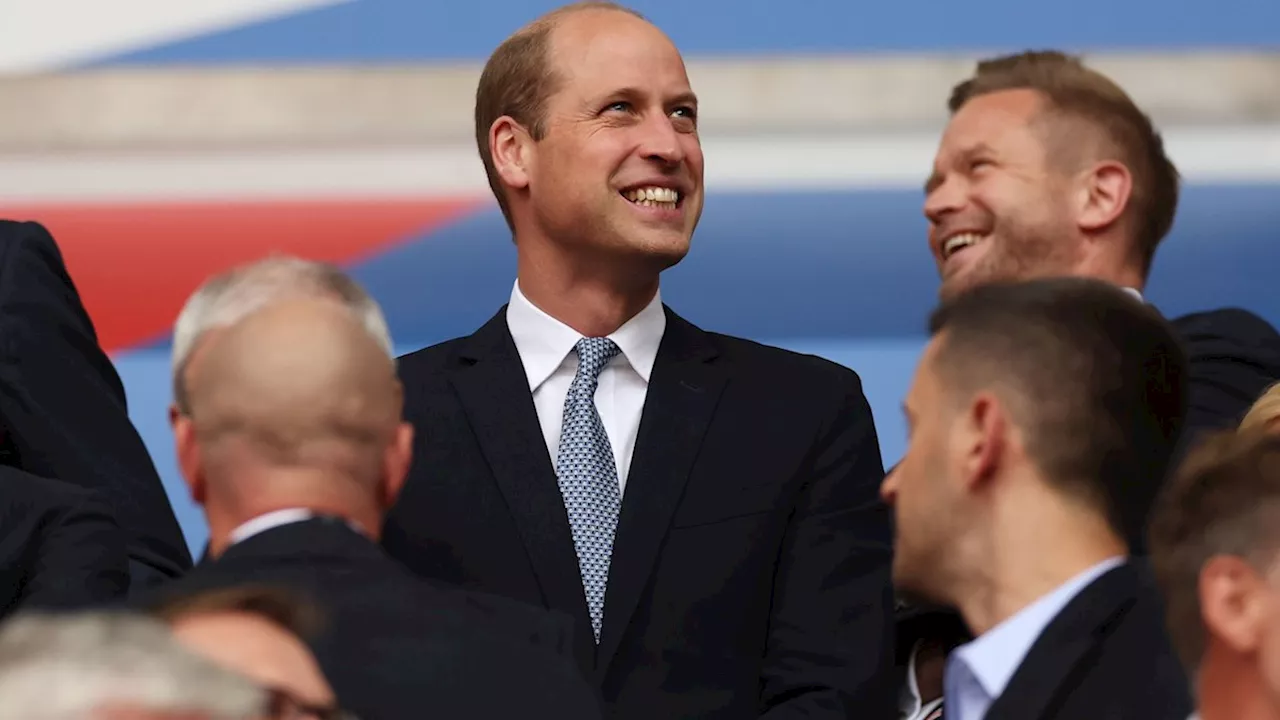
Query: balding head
174 298 413 553
171 255 392 415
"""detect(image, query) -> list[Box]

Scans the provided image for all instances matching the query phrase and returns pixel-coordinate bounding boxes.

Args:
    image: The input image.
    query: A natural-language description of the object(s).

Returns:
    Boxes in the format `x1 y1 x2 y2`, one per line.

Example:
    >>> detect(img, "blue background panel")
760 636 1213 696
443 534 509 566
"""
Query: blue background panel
97 0 1280 66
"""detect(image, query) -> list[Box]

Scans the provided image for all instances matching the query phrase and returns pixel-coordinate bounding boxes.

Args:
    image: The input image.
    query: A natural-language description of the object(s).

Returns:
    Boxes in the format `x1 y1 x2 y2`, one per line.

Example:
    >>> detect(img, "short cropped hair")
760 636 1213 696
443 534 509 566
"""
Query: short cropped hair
148 584 325 641
949 50 1180 276
1149 430 1280 672
171 255 393 413
0 611 268 719
474 1 645 230
927 277 1188 541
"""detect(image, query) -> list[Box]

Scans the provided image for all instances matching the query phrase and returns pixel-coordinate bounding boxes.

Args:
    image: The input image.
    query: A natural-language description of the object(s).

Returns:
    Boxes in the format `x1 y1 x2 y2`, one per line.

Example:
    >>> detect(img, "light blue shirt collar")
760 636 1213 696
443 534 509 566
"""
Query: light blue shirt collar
944 556 1126 720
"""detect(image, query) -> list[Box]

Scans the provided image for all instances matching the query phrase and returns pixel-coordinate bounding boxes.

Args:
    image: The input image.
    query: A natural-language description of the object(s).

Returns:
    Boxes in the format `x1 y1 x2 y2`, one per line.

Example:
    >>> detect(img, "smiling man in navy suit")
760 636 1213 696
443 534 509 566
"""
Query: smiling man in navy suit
383 2 895 717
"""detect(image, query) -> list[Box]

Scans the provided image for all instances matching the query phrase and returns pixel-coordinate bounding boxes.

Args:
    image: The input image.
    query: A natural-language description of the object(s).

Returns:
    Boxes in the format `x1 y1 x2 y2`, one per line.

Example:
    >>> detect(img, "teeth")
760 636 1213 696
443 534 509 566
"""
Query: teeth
943 233 985 257
624 186 680 208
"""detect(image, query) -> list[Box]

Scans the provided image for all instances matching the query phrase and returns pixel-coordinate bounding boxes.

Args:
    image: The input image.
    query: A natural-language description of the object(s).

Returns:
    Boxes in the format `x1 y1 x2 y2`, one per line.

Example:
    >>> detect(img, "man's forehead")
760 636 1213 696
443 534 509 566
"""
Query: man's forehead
546 10 688 97
940 89 1045 151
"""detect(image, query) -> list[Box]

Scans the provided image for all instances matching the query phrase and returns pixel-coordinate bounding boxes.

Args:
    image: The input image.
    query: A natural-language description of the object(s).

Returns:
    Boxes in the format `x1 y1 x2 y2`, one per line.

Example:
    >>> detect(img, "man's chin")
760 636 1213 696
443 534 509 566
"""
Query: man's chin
623 228 692 269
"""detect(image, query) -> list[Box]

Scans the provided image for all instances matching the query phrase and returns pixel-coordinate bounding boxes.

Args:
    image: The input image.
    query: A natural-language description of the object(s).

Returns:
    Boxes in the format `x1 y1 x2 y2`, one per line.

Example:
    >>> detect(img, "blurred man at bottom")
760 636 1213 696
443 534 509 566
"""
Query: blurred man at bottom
0 611 269 719
1150 430 1280 720
883 277 1192 719
152 586 340 720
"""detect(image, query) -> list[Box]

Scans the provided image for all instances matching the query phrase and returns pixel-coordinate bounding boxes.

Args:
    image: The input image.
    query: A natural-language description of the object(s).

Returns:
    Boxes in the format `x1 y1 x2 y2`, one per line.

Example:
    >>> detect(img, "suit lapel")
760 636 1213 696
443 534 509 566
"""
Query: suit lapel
448 309 595 660
985 564 1137 720
596 309 727 672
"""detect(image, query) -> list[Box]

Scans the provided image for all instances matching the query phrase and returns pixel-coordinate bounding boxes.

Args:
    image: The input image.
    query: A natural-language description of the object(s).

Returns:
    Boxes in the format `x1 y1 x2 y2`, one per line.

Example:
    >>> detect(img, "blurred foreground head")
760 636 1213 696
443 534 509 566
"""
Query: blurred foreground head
152 585 340 720
0 611 268 719
172 289 412 557
1150 430 1280 717
1240 383 1280 436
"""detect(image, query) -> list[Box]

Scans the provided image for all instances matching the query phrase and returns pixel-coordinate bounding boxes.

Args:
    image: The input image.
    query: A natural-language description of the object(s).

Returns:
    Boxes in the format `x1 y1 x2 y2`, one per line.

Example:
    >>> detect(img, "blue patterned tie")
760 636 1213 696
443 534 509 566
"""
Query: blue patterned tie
555 337 622 643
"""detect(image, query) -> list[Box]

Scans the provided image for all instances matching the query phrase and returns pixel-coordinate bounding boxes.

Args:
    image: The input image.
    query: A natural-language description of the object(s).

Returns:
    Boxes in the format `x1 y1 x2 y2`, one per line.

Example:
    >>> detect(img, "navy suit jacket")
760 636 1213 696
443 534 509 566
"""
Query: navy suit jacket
384 307 896 719
0 220 191 588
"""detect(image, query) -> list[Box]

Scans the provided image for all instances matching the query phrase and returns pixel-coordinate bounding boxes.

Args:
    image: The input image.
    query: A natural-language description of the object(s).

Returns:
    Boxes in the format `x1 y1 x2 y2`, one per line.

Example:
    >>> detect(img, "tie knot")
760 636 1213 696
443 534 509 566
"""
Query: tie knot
574 337 621 382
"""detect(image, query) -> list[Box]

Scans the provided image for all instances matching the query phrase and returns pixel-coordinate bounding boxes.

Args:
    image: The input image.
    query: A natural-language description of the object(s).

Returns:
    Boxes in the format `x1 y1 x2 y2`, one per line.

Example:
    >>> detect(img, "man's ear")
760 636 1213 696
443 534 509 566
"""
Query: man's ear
172 414 206 506
958 391 1007 492
490 116 534 192
1201 554 1269 655
379 422 414 511
1076 160 1132 235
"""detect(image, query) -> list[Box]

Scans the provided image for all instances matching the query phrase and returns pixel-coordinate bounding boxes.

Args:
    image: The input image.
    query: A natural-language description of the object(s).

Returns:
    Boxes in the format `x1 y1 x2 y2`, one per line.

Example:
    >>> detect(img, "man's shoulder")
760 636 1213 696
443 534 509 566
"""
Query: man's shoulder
1172 307 1280 346
398 335 471 372
702 329 867 393
1171 307 1280 374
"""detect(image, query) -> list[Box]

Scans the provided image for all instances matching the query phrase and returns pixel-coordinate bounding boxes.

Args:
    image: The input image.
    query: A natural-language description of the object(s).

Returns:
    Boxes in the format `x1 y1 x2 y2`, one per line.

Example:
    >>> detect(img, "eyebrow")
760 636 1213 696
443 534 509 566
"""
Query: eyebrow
669 90 699 108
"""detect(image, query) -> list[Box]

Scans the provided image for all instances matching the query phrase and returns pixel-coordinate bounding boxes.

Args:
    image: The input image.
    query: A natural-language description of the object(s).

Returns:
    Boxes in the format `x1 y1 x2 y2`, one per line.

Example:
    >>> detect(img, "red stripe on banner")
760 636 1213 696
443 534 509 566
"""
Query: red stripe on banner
6 198 483 352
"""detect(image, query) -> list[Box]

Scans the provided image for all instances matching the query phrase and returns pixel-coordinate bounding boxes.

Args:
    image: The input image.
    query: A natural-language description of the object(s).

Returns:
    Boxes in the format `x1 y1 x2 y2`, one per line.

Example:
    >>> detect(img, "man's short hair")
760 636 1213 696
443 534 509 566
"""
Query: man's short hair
148 584 325 641
927 277 1188 541
474 1 645 230
0 611 268 719
1149 430 1280 672
171 255 393 413
948 50 1180 276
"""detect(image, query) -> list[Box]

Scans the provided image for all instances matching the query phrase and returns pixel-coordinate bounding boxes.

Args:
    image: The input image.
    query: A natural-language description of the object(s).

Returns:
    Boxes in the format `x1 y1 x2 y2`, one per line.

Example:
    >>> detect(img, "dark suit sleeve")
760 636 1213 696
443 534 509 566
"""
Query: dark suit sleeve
21 489 130 609
760 367 896 718
0 220 192 586
1176 308 1280 444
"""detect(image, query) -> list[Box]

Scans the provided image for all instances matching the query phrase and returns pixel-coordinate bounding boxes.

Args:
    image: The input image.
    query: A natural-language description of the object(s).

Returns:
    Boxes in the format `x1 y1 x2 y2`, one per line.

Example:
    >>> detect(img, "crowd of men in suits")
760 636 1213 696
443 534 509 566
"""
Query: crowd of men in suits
0 1 1278 719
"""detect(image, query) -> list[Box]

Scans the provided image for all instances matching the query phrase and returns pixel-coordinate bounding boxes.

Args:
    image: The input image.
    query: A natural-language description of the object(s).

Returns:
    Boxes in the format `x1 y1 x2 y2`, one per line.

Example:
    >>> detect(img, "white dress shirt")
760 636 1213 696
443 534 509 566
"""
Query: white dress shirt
899 639 946 720
228 508 317 546
943 556 1126 720
506 280 665 497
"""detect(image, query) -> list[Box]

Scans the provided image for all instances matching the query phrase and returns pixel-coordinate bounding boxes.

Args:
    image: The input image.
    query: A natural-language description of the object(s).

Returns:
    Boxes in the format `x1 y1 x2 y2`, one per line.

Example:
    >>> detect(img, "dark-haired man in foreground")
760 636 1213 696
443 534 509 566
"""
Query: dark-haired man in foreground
884 277 1192 718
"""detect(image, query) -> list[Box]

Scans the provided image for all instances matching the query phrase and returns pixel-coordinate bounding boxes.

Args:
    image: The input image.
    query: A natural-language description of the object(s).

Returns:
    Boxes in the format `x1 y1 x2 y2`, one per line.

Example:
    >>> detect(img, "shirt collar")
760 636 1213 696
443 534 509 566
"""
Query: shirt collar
227 507 368 547
228 508 316 546
949 556 1126 701
900 639 931 718
506 280 666 392
1121 287 1144 301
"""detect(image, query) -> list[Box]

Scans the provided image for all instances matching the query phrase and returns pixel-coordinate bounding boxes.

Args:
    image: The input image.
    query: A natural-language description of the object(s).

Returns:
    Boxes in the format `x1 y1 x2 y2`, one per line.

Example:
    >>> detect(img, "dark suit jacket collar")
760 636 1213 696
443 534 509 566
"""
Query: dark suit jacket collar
450 304 725 675
215 516 385 566
985 562 1139 720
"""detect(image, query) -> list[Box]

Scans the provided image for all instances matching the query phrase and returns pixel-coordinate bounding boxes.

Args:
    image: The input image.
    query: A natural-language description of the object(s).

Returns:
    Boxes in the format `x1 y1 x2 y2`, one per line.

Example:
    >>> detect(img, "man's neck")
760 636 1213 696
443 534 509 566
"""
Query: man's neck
954 497 1126 636
1072 252 1146 294
515 240 661 337
1199 651 1280 720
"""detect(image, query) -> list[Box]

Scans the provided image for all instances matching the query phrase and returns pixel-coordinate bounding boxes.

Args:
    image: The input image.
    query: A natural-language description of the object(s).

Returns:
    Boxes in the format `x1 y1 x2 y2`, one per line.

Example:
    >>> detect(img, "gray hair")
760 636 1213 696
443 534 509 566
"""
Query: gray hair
172 255 394 413
0 611 268 719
